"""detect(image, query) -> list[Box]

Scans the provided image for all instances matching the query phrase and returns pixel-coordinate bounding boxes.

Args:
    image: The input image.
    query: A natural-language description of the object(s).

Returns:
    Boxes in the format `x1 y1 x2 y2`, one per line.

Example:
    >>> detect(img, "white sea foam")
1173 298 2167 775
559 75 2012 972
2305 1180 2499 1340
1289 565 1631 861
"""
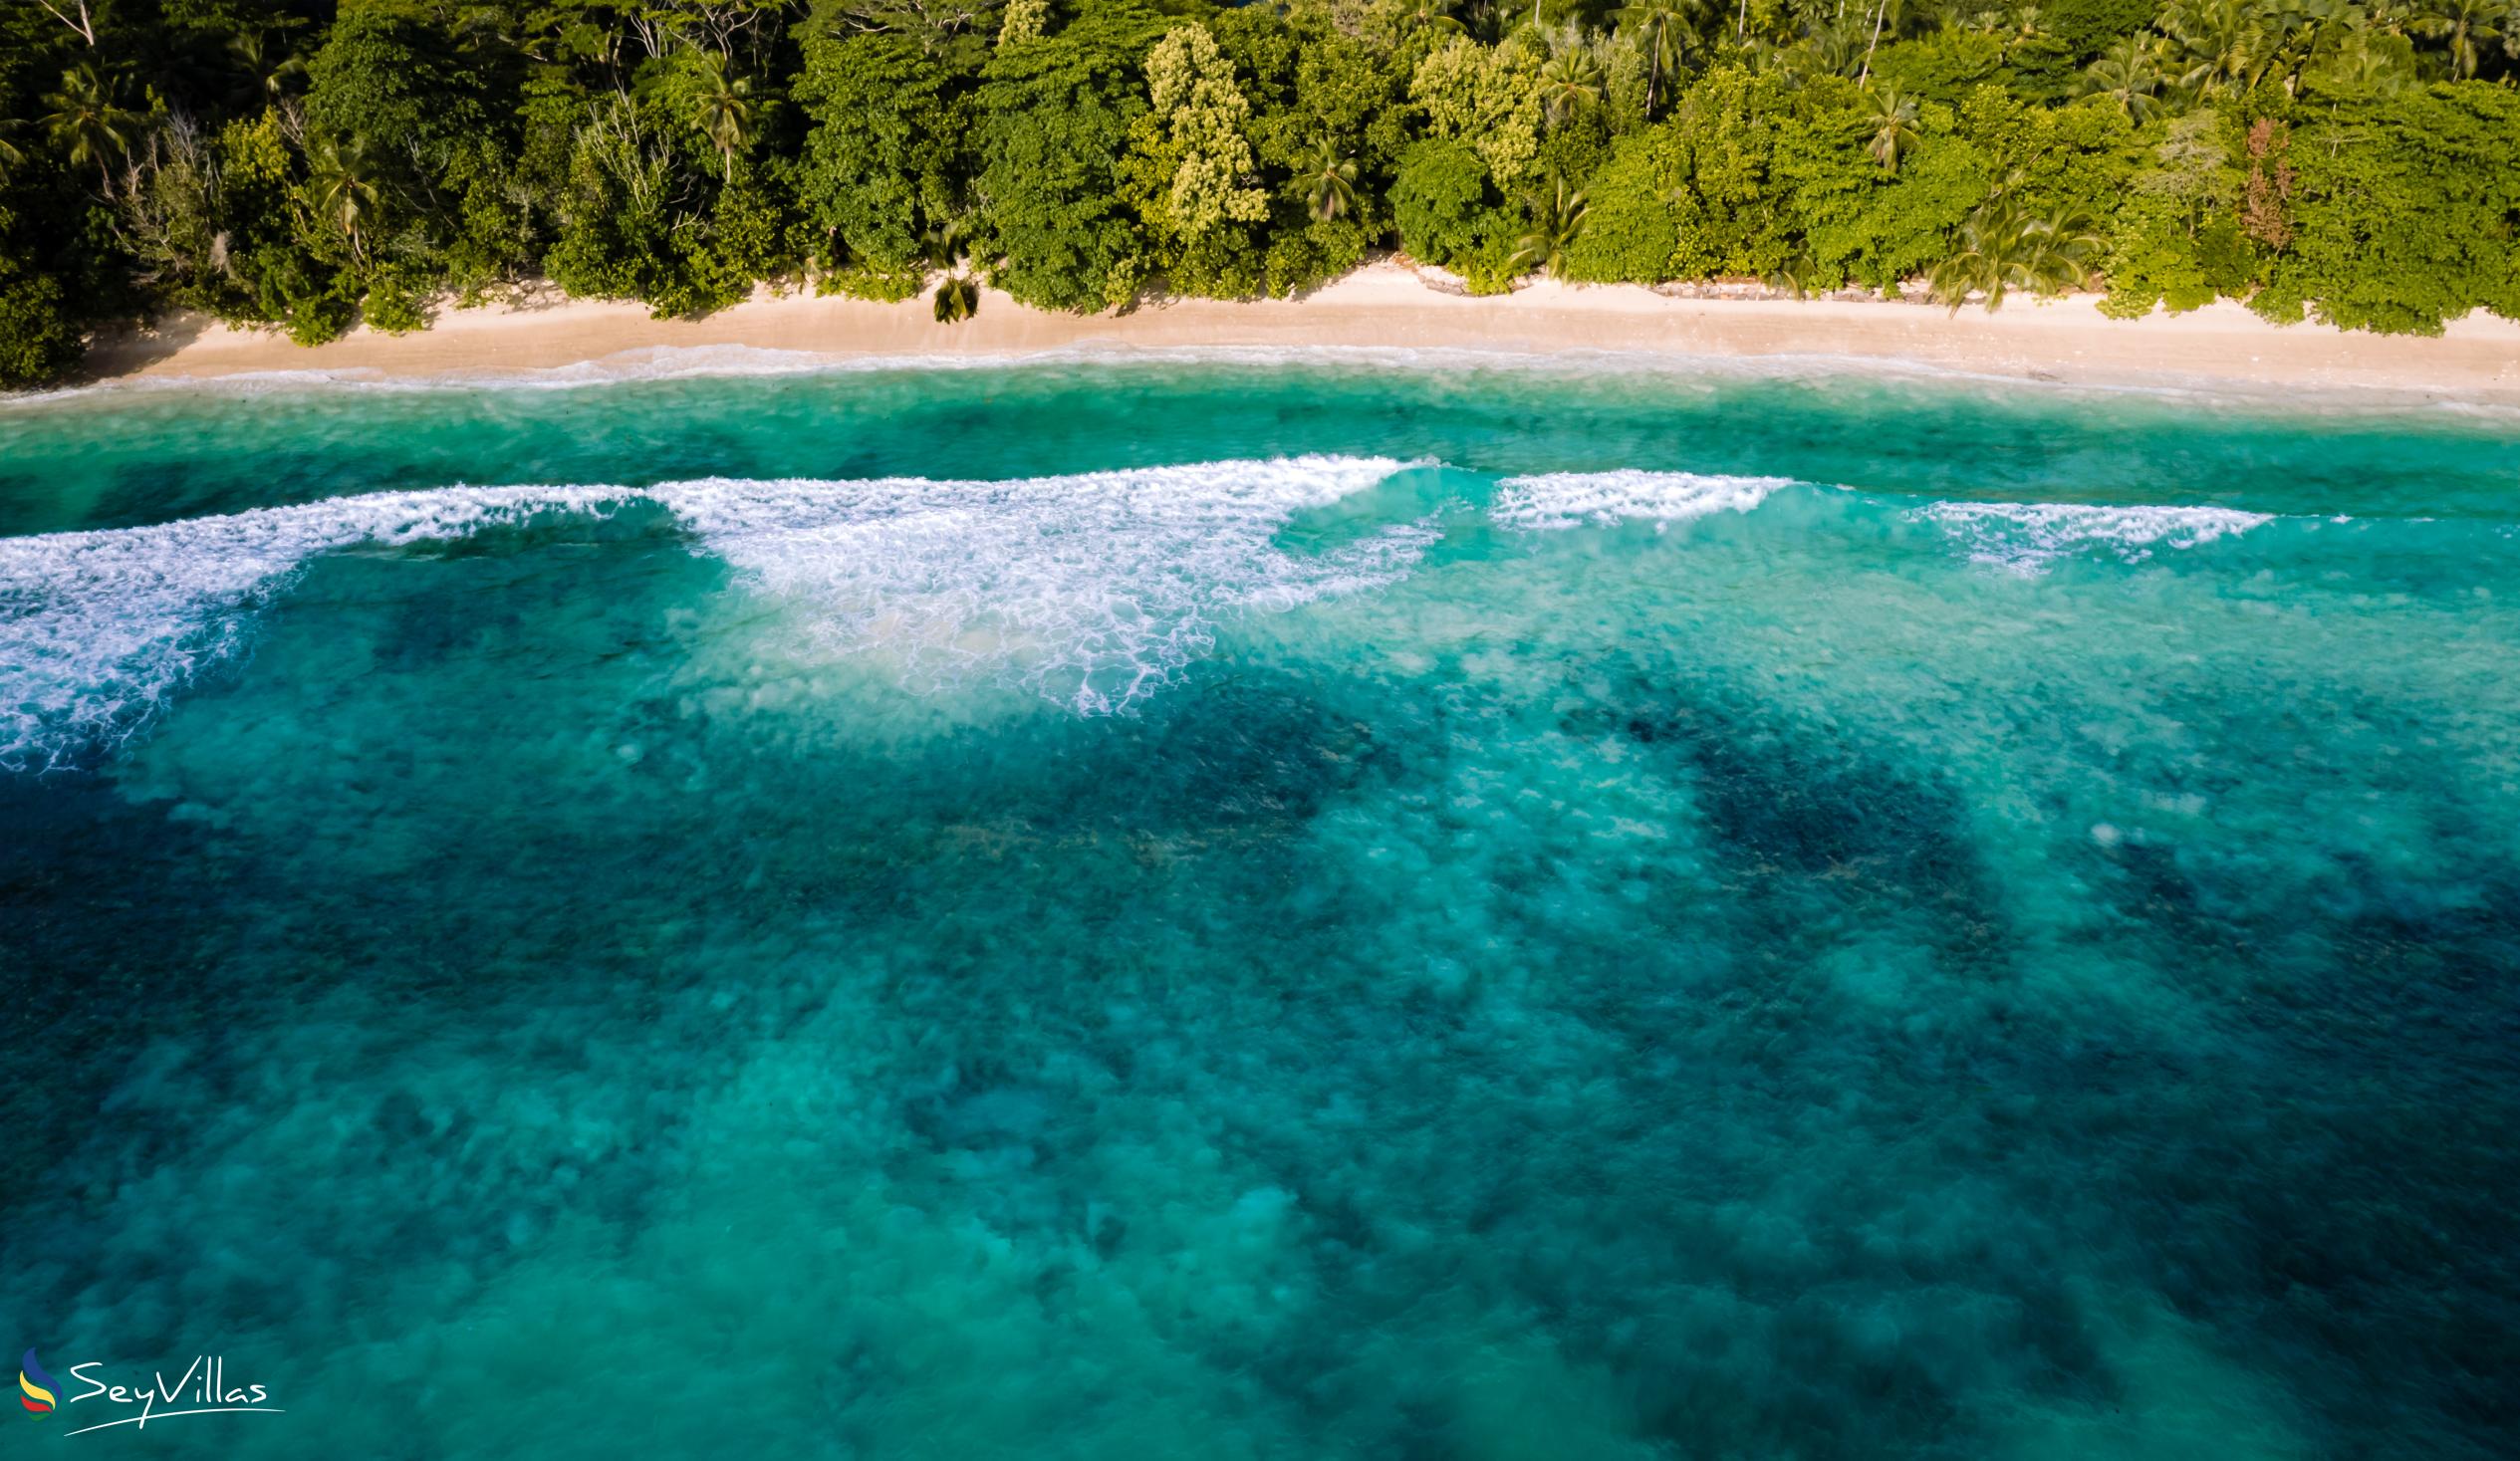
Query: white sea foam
650 456 1431 714
0 485 638 771
16 344 2494 420
0 458 1425 767
1915 500 2272 575
1492 470 1802 530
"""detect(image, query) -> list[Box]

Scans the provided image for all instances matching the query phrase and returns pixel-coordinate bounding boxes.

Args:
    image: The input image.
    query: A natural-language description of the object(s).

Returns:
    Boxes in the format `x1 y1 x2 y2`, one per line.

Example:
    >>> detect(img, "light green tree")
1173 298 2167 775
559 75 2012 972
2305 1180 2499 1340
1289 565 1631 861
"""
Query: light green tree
1411 34 1547 186
998 0 1050 46
1142 26 1268 238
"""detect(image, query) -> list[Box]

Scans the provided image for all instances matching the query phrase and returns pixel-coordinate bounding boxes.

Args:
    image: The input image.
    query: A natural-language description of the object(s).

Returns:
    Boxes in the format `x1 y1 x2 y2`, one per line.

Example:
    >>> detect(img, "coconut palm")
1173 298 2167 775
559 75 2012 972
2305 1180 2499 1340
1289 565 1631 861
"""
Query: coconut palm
685 51 756 182
306 134 382 262
933 274 978 323
1399 0 1468 33
2077 36 2162 122
923 218 979 325
1928 195 2101 312
1765 245 1820 300
1511 178 1589 279
2308 22 2416 92
1858 0 1904 85
2159 0 2276 95
1782 17 1865 80
1304 140 1361 224
1615 0 1696 114
1862 87 1920 174
1539 49 1607 127
42 63 143 199
227 28 306 104
2411 0 2505 77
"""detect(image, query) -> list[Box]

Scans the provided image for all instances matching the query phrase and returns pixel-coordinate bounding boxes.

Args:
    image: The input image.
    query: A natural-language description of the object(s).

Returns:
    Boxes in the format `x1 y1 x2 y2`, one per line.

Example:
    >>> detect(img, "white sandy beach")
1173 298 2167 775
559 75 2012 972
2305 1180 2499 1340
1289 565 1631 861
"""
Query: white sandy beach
77 261 2520 400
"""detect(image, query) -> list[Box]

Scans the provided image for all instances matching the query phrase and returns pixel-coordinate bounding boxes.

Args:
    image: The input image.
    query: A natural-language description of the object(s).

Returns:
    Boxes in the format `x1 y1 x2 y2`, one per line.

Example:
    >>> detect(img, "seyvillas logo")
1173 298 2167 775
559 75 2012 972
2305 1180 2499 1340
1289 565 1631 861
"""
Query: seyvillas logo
19 1350 56 1414
17 1349 283 1437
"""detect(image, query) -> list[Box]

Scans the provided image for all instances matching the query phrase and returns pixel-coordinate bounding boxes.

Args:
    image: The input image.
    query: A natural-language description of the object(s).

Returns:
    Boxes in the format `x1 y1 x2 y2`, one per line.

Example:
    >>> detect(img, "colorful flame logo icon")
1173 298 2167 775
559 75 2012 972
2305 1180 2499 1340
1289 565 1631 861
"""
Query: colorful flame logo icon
20 1350 57 1414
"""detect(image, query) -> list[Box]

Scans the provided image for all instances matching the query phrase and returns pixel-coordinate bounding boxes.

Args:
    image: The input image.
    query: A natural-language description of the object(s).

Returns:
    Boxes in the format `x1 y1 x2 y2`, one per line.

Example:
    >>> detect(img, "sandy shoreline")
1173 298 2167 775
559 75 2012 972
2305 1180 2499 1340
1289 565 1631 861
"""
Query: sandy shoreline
73 262 2520 402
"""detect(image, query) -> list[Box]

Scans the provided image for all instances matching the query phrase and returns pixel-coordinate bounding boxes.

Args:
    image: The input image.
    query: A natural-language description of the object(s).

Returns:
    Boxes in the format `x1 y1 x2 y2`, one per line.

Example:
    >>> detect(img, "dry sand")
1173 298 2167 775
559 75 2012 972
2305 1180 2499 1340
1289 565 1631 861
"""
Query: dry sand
77 262 2520 401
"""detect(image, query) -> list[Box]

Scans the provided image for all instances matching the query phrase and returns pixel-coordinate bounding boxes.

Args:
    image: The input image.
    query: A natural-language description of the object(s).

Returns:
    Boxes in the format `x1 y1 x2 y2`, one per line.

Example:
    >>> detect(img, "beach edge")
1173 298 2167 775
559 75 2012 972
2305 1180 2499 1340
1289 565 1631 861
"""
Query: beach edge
73 261 2520 404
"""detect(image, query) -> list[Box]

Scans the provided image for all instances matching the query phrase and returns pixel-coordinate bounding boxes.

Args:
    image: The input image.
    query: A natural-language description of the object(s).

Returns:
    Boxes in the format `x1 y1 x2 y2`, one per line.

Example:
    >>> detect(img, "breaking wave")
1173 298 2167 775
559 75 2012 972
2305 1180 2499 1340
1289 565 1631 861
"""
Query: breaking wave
1913 500 2274 575
1492 471 1803 530
645 456 1433 714
0 458 1427 769
0 485 637 772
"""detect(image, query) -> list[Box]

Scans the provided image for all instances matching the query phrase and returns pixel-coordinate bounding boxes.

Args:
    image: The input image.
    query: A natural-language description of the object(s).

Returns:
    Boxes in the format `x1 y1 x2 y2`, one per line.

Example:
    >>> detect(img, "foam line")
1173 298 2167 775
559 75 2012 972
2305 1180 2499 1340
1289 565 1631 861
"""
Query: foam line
647 456 1430 714
1492 471 1803 530
0 486 636 771
0 460 1426 768
1914 501 2272 575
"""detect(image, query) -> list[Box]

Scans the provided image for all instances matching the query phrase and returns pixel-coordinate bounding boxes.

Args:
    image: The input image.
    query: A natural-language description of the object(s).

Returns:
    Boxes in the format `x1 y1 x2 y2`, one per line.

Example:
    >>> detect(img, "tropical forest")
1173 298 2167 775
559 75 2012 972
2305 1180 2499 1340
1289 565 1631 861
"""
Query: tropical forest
2 0 2516 385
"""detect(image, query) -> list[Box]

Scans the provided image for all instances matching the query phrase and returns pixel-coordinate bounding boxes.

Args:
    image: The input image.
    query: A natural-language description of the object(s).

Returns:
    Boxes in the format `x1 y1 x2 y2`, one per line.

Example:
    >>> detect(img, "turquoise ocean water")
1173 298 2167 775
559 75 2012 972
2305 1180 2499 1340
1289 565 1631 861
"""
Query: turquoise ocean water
3 355 2516 1457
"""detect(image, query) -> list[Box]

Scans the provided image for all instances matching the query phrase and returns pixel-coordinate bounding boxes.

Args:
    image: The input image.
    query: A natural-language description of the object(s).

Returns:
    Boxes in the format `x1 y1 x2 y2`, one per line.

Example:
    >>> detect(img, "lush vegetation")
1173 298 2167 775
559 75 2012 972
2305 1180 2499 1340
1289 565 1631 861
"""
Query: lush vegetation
2 0 2516 384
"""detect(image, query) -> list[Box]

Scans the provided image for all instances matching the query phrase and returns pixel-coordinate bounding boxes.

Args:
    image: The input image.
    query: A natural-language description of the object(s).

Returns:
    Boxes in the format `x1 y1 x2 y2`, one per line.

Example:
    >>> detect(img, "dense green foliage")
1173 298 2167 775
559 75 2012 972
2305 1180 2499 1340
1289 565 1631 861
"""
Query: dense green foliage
2 0 2516 384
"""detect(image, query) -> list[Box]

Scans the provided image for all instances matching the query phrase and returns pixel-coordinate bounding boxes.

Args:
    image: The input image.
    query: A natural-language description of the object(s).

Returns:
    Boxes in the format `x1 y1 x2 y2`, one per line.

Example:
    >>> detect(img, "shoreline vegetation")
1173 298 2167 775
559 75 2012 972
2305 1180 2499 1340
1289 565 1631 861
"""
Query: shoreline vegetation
5 0 2518 393
76 262 2520 398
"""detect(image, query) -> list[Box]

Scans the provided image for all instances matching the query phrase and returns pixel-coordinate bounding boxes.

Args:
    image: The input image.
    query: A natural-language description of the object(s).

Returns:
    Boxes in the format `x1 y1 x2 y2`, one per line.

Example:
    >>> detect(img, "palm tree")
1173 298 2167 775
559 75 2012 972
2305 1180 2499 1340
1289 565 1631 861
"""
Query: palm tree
2310 22 2415 92
1305 140 1360 224
923 218 979 325
2411 0 2504 77
1765 245 1820 300
1786 17 1864 80
1858 0 1905 85
2077 36 2161 122
42 63 143 199
1511 178 1589 279
306 134 382 263
1616 0 1696 114
1539 49 1607 127
933 275 978 323
1862 87 1919 174
227 29 305 104
685 51 756 182
2159 0 2275 96
1928 195 2101 312
1398 0 1468 33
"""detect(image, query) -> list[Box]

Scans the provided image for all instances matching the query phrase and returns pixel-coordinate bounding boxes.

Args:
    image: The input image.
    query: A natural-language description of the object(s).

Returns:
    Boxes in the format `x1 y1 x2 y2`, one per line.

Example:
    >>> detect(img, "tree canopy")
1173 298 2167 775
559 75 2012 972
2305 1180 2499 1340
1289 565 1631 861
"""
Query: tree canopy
2 0 2517 384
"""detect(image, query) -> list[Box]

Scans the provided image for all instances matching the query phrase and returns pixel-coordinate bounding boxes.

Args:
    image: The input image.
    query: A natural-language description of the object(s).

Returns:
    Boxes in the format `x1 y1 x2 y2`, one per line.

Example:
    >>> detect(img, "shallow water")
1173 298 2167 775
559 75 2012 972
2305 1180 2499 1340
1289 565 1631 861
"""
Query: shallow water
3 358 2517 1458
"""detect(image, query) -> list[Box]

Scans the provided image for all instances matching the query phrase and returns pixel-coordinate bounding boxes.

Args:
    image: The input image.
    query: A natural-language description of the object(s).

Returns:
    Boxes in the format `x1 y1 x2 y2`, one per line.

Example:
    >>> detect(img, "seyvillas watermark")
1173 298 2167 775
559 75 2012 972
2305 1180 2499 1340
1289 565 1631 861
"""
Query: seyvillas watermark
19 1348 283 1437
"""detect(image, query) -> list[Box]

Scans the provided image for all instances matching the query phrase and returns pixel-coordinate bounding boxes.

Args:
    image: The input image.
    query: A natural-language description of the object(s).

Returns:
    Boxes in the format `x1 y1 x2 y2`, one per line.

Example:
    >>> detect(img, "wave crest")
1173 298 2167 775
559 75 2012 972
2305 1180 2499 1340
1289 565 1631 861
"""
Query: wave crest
1 486 636 772
0 459 1424 769
1915 501 2271 575
1493 471 1801 530
651 456 1429 714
